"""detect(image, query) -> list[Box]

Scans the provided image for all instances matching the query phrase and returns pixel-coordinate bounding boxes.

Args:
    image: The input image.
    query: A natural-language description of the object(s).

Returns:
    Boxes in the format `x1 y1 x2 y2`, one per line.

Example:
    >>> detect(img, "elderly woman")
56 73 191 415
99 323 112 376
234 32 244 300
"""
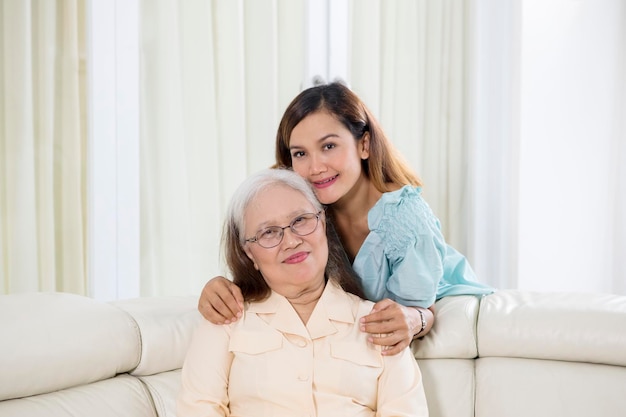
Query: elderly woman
177 168 428 417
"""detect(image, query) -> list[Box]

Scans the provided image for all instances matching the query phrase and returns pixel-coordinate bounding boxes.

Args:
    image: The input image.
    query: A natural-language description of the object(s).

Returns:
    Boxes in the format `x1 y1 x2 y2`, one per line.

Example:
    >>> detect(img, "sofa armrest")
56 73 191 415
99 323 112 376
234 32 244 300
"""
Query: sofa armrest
0 292 140 401
111 296 201 376
477 289 626 366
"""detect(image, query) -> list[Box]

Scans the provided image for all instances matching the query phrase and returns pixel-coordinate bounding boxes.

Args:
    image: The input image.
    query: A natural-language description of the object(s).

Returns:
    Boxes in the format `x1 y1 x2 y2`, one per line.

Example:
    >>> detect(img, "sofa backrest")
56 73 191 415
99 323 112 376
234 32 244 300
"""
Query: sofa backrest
1 289 625 417
474 290 626 417
0 292 200 417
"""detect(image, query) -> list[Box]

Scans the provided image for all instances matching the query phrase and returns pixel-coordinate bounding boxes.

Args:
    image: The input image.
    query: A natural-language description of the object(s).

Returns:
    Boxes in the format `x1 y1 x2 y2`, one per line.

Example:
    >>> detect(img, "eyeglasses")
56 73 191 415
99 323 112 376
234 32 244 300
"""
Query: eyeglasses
245 211 323 249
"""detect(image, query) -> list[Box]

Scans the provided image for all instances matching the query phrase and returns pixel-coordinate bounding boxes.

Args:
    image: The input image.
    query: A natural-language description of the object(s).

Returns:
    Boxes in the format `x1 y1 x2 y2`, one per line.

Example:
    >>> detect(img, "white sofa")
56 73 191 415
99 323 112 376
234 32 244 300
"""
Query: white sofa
1 289 625 417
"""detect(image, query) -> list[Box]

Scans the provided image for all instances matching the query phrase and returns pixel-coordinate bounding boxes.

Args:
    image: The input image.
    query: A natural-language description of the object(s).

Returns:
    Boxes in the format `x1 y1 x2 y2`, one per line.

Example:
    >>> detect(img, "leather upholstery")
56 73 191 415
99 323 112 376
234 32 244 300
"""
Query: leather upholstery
1 289 624 417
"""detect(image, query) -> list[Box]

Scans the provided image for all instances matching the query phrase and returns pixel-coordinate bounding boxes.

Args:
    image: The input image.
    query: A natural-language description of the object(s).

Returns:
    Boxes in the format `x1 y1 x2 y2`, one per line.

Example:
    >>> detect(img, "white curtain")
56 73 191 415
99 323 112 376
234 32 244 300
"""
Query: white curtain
348 0 473 261
139 0 305 296
349 0 626 295
4 0 621 298
467 0 522 291
514 0 626 295
0 0 87 295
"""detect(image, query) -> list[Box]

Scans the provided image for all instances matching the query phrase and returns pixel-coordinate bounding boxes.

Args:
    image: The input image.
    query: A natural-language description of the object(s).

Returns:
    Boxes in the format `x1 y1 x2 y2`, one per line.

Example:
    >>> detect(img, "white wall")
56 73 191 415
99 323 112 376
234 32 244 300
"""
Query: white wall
518 0 625 294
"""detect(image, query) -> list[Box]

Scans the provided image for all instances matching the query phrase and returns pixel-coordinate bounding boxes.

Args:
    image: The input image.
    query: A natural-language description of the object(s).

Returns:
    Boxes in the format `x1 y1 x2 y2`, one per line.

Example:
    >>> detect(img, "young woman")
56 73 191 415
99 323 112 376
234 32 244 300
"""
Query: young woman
178 168 428 416
199 82 494 355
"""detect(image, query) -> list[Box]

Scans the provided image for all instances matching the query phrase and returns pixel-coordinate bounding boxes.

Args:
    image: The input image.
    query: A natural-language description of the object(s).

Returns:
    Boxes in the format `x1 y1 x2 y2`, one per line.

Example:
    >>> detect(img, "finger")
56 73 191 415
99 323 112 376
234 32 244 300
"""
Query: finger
368 298 395 314
198 277 242 323
229 282 245 311
381 340 410 356
360 309 395 325
198 300 231 324
207 293 240 323
361 299 399 324
361 321 396 335
214 284 244 323
367 332 411 356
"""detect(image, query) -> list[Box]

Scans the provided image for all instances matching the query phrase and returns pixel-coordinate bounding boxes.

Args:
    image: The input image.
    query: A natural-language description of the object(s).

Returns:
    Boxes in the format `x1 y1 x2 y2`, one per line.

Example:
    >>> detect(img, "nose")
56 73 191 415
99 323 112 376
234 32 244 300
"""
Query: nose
309 153 326 176
281 227 302 249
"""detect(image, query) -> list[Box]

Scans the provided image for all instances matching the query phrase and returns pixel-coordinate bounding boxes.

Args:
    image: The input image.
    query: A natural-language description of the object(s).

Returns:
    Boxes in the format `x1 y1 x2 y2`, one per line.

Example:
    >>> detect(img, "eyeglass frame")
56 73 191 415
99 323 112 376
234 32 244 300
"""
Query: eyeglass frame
244 211 324 249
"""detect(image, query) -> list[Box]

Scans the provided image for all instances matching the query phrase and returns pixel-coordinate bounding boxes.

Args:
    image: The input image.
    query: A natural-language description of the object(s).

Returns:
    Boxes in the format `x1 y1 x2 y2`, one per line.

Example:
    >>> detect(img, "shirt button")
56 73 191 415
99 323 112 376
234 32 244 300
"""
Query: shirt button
298 374 309 381
297 339 307 347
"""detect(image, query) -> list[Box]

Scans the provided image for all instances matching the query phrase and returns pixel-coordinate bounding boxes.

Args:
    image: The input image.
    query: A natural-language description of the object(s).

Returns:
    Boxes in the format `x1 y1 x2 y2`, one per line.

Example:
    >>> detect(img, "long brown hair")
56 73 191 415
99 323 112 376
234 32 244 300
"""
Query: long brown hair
275 82 422 192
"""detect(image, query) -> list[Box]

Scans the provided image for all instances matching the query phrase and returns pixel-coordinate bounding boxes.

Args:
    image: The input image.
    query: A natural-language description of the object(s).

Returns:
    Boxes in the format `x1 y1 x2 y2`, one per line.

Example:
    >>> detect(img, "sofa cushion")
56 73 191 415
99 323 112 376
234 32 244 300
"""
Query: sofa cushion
412 295 481 359
417 359 475 417
0 374 156 417
139 370 182 417
0 292 141 401
477 290 626 366
475 357 626 417
111 296 200 376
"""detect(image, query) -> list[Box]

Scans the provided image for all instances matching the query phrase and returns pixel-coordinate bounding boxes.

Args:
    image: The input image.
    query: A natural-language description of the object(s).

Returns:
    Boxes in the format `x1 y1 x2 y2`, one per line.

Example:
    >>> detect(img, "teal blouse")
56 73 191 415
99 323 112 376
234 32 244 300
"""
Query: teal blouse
352 185 494 308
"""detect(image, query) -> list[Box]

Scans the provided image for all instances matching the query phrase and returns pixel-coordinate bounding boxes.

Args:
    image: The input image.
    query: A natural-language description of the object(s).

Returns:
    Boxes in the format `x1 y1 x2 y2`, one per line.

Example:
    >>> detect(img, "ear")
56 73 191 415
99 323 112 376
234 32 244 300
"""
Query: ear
243 246 259 270
359 132 371 160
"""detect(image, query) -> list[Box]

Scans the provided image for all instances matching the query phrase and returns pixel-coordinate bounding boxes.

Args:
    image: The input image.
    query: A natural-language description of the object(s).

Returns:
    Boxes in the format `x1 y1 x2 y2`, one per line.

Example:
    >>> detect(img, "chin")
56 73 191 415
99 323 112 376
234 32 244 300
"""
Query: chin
314 191 338 206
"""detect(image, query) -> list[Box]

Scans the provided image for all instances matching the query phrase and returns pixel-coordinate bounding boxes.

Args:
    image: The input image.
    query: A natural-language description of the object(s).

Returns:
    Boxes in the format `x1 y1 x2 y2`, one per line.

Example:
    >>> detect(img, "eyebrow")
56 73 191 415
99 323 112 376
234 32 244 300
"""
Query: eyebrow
254 209 313 229
289 134 339 150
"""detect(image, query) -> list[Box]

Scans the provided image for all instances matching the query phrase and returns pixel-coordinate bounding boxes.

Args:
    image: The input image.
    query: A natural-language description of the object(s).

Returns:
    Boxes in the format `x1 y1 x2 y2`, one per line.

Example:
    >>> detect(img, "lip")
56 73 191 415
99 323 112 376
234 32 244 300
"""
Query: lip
283 251 309 264
312 174 338 189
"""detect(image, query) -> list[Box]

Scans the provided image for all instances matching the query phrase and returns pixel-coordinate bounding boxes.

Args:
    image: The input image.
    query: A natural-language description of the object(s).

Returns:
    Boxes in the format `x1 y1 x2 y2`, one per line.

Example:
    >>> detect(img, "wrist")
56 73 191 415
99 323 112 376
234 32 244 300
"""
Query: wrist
412 308 427 339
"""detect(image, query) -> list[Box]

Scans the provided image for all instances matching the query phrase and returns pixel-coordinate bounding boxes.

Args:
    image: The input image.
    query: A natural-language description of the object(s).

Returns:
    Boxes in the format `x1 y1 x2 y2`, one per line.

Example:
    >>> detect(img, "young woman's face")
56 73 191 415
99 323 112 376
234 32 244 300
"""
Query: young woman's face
288 111 369 205
243 185 328 299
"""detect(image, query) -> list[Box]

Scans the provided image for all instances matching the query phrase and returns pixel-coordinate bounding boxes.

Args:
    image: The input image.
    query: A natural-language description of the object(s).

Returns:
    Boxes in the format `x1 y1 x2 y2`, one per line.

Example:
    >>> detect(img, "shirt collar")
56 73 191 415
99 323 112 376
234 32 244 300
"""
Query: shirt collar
246 279 360 338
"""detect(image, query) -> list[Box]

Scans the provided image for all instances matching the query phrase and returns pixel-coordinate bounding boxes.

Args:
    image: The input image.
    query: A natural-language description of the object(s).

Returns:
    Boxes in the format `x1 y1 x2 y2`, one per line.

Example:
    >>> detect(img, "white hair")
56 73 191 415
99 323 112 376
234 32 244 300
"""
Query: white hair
225 168 323 246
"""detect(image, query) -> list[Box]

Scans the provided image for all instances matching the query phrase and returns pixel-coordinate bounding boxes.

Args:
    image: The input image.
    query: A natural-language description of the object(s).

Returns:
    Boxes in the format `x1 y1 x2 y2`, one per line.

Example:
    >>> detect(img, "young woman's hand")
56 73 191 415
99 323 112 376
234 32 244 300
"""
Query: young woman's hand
360 299 435 356
198 276 244 324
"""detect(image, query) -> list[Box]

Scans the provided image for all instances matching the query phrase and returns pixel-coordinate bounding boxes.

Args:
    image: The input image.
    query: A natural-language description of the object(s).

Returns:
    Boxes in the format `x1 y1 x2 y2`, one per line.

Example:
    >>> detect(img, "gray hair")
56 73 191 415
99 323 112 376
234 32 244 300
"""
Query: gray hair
222 168 365 302
226 168 323 246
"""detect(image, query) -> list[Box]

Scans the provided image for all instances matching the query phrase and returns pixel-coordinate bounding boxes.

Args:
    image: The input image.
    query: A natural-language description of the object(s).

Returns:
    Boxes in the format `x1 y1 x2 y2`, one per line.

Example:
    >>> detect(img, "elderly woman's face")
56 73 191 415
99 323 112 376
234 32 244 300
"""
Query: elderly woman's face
243 184 328 298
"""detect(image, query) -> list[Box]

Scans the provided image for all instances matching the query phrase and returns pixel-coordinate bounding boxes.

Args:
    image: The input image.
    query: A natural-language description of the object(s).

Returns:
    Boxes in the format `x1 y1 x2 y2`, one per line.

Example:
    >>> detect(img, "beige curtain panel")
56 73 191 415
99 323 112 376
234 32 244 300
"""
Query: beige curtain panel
0 0 87 295
139 0 305 296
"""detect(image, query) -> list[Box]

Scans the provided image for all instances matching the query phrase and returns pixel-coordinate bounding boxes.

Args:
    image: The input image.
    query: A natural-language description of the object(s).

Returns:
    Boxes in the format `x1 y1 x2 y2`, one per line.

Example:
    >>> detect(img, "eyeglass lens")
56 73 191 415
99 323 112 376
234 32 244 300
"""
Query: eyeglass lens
254 212 320 248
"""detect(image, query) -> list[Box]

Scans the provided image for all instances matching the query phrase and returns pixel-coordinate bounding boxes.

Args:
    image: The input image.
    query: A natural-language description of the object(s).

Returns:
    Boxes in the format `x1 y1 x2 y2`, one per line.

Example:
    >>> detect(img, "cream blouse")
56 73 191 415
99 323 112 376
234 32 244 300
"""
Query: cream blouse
177 280 429 417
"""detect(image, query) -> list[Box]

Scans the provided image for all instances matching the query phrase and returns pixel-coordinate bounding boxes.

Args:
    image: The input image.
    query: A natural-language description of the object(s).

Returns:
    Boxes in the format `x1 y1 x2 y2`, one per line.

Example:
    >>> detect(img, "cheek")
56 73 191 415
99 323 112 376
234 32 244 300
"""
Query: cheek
291 161 307 177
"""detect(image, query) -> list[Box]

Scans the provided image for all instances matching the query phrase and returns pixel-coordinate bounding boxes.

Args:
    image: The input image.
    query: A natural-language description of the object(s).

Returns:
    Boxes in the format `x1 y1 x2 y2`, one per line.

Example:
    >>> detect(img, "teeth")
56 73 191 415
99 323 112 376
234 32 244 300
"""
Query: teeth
317 175 336 184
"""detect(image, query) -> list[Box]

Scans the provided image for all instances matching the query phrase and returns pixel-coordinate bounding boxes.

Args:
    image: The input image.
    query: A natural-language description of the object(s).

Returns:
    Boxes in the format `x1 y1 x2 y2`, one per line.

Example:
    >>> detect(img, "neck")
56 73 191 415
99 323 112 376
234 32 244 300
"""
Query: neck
331 176 381 223
286 280 325 324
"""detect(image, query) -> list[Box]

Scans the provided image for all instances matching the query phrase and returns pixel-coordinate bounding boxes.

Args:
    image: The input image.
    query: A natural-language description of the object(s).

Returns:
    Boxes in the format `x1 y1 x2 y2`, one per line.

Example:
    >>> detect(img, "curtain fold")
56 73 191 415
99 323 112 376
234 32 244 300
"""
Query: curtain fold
139 0 304 296
0 0 86 295
349 0 470 253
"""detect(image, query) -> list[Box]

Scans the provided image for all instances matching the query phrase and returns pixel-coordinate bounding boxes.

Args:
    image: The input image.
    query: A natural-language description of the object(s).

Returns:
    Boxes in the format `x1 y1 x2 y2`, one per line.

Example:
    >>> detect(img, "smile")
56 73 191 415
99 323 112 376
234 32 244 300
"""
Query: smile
284 252 309 264
312 174 338 189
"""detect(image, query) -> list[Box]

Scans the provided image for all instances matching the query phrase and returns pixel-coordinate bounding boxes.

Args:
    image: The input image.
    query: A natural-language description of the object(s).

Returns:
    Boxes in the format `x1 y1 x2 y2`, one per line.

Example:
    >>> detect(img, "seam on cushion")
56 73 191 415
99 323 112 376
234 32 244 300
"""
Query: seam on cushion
465 297 479 358
138 376 165 417
111 305 143 373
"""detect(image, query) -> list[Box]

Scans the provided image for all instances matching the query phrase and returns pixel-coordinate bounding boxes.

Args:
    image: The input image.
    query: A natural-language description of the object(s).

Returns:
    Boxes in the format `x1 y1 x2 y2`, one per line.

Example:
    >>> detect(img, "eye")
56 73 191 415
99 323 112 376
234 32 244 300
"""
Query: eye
292 215 306 226
259 227 279 239
291 150 305 158
322 143 336 151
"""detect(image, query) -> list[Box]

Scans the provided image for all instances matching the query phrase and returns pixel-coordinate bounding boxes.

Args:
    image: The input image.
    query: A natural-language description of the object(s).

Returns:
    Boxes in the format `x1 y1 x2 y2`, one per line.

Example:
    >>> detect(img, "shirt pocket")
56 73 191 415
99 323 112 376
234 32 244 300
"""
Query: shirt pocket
330 341 383 368
229 330 283 355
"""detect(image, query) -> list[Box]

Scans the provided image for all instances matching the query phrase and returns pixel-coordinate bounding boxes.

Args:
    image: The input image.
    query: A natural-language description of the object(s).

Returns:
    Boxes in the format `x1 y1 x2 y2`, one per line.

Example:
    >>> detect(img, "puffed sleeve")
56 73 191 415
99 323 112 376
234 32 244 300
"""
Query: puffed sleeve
376 344 430 416
177 319 233 417
380 187 446 308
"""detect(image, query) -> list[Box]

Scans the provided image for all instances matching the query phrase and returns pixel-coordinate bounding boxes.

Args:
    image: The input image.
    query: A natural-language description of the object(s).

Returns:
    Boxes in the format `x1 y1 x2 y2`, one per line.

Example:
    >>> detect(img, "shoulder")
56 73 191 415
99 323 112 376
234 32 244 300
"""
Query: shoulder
327 280 375 318
369 186 435 228
368 185 441 235
368 186 443 255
